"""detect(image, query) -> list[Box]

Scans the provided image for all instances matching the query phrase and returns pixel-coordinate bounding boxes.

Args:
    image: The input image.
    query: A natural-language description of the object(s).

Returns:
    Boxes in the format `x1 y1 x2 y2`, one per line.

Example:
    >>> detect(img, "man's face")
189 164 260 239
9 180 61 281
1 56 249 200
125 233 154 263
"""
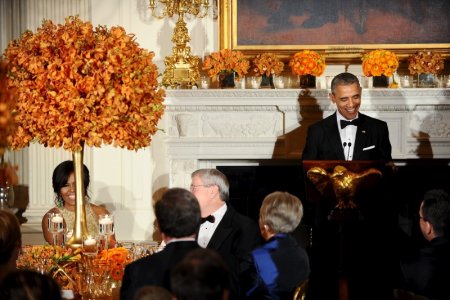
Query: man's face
330 83 362 120
190 175 212 213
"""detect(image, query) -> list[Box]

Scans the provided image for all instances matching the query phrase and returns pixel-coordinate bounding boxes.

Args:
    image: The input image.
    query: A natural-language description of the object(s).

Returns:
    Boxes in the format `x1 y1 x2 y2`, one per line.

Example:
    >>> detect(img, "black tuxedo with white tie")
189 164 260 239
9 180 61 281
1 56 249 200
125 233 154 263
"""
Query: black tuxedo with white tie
302 112 392 161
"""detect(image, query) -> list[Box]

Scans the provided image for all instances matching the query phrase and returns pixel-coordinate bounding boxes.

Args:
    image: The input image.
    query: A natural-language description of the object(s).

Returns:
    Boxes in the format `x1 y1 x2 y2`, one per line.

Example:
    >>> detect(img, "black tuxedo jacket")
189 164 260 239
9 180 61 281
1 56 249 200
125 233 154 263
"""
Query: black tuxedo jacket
302 112 392 161
205 205 262 298
401 236 450 300
119 240 198 300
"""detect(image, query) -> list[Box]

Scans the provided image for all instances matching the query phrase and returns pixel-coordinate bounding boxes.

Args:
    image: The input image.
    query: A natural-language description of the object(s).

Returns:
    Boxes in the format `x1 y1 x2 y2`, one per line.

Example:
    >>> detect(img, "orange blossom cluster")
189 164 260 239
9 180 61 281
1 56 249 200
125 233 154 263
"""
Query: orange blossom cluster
289 50 326 76
202 49 250 80
362 49 399 77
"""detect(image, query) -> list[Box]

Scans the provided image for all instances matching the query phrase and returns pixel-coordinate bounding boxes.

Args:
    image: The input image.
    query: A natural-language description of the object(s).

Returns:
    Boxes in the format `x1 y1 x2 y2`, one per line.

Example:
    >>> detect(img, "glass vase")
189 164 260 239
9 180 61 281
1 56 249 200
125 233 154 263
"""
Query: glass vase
218 72 235 88
259 74 275 89
417 73 436 88
299 74 316 89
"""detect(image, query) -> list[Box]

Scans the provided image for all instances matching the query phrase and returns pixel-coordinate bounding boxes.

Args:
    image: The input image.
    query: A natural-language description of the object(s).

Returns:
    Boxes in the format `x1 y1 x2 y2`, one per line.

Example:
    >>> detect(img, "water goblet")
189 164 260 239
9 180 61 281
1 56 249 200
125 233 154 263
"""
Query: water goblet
99 214 114 251
47 212 64 246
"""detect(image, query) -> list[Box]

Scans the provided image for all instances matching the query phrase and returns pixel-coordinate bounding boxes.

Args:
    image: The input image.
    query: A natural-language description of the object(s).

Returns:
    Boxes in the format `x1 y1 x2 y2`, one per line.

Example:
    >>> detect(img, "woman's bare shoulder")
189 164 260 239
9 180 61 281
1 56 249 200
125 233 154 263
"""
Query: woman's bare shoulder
89 203 110 216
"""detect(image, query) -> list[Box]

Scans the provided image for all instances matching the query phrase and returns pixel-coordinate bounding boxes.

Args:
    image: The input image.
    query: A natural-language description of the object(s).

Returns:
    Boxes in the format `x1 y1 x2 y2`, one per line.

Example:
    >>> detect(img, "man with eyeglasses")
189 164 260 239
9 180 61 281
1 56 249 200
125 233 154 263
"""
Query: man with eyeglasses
190 168 261 299
399 189 450 300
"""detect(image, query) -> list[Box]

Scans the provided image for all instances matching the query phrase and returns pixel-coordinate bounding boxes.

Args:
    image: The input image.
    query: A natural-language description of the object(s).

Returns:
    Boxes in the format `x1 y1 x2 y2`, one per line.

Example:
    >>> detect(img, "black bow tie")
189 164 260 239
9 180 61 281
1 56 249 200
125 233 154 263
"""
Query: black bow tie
340 118 361 129
201 215 215 224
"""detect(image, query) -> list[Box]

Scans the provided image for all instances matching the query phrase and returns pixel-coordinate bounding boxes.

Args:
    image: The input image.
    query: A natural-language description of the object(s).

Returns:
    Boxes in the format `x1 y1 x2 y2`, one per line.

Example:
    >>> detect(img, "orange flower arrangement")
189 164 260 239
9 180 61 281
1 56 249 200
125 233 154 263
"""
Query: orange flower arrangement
408 51 444 75
252 53 284 77
17 245 82 290
0 60 16 157
362 49 399 77
0 60 18 187
4 16 165 152
97 247 132 282
202 49 250 80
289 50 326 76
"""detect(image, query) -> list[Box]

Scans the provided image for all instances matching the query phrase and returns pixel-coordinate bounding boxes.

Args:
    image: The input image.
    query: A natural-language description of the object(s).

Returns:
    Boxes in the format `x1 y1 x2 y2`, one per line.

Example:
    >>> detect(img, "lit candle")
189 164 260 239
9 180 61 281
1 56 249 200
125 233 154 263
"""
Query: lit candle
52 216 63 223
404 79 410 87
99 216 113 224
84 237 96 246
201 82 209 89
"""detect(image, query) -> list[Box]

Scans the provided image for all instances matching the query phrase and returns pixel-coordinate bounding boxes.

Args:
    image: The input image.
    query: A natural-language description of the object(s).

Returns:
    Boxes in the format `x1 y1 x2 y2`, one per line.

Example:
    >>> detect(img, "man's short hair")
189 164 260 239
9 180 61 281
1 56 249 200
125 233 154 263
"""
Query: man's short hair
191 169 229 202
133 285 172 300
259 191 303 234
171 248 230 300
331 72 360 94
155 188 201 238
421 189 450 236
0 210 21 265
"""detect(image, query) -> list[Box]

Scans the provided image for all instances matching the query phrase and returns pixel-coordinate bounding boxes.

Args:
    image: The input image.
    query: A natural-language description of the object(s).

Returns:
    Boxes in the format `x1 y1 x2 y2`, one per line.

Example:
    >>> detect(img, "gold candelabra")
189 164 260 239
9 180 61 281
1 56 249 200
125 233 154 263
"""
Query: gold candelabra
150 0 210 88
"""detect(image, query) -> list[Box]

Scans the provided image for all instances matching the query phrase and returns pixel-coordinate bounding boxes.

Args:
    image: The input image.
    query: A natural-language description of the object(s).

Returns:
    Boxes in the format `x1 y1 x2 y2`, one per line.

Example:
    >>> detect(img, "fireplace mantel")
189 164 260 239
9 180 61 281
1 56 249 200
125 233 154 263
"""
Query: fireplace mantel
160 88 450 186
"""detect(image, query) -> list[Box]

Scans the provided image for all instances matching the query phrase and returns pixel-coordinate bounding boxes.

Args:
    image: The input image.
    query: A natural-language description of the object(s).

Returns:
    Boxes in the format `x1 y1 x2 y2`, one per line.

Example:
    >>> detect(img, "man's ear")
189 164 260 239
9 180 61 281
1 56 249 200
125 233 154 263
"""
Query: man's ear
329 92 336 104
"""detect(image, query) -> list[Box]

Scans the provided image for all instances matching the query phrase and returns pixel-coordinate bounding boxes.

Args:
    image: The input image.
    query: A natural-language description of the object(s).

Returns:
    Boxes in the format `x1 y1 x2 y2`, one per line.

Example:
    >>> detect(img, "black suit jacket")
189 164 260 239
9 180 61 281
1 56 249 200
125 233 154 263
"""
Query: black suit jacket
205 205 262 298
119 240 198 300
401 236 450 300
302 112 392 161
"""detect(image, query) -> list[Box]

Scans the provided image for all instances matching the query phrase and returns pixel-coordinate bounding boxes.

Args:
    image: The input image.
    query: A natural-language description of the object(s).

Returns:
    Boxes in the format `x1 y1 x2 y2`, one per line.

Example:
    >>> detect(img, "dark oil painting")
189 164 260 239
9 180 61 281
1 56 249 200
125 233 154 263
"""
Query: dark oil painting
237 0 450 45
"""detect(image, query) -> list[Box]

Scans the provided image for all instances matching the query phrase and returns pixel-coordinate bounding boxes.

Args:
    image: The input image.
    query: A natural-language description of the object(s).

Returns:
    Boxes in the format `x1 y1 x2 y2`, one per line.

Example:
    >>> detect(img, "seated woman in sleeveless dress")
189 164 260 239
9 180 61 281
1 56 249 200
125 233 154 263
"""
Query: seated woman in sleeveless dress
41 160 116 245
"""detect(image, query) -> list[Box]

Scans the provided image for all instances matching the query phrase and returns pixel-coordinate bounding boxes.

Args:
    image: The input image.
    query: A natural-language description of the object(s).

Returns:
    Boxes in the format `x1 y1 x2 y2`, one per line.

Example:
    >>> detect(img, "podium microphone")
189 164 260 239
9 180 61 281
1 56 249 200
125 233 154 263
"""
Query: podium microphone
343 142 352 160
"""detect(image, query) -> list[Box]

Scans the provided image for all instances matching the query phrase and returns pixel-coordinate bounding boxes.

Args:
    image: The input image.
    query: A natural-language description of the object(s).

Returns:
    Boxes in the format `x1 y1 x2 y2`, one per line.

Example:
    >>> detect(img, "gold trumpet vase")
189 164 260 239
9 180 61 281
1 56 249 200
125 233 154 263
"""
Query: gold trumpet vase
66 142 89 248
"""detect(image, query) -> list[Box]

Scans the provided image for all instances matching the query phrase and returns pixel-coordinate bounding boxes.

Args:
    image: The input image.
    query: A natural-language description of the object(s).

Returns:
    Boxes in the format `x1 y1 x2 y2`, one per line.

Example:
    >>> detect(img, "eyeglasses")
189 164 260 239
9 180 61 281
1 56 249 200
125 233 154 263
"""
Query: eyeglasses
190 184 212 192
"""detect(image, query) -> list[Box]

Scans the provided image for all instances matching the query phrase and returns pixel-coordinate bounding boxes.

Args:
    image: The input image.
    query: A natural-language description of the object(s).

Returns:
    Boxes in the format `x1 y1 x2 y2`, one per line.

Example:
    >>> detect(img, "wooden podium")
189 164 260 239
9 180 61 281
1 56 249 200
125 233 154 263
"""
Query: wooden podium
302 160 390 300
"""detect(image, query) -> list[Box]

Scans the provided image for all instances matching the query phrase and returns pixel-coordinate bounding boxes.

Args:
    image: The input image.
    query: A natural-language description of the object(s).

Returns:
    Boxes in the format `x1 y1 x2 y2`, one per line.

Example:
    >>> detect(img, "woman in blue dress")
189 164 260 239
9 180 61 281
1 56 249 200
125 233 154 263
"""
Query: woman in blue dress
243 191 310 299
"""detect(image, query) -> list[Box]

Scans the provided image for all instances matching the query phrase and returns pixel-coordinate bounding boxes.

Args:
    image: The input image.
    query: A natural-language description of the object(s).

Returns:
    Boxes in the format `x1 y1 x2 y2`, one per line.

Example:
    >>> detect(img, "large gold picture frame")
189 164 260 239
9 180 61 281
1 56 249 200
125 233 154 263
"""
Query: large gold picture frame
219 0 450 63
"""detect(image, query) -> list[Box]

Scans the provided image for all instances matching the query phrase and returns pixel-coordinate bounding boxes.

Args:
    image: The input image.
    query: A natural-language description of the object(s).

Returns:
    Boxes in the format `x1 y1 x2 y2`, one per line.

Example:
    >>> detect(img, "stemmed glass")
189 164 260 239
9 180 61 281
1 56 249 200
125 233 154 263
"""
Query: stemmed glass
82 235 100 298
98 214 114 251
47 212 64 246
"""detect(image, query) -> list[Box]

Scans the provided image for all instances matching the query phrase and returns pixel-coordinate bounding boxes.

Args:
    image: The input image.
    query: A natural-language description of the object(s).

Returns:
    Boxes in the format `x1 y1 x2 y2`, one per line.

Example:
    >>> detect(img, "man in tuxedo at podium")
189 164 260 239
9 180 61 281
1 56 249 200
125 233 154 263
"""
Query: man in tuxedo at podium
302 72 392 162
302 72 395 300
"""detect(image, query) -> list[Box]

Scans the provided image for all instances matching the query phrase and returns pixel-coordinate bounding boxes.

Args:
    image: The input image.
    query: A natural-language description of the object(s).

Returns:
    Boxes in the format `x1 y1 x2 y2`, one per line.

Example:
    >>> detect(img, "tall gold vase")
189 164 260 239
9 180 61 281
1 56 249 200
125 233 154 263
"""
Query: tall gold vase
66 142 89 248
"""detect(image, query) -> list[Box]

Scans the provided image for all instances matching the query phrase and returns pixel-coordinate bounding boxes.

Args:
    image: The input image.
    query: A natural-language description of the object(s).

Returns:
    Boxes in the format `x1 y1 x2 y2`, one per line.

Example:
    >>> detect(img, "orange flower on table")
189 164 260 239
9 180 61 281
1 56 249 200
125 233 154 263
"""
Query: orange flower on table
202 49 250 80
4 16 165 153
362 49 399 77
289 50 326 76
252 53 284 77
97 247 132 282
408 51 444 75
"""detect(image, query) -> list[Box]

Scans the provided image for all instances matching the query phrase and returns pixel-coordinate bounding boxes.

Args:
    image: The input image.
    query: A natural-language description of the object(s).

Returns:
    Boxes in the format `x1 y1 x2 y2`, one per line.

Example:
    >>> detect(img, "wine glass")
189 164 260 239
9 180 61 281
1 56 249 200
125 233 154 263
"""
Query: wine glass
47 212 64 246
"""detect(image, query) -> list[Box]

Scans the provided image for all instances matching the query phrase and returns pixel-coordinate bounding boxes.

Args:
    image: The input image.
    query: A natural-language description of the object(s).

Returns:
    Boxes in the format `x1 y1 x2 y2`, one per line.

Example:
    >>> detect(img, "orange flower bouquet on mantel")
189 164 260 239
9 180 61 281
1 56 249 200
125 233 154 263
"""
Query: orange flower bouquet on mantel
202 49 250 81
408 51 444 75
252 53 284 77
362 49 399 77
4 16 165 152
289 50 326 76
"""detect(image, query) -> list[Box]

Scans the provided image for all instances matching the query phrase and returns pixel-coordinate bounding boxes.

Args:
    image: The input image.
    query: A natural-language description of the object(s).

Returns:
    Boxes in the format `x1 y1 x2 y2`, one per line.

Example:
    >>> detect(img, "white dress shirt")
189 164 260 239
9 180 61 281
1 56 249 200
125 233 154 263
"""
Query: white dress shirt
197 203 227 248
336 111 359 161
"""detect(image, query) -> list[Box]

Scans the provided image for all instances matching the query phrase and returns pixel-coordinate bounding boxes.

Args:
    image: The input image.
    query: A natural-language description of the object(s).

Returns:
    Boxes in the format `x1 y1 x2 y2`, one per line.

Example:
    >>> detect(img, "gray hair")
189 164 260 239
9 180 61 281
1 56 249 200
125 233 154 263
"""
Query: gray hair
260 191 303 233
191 169 229 202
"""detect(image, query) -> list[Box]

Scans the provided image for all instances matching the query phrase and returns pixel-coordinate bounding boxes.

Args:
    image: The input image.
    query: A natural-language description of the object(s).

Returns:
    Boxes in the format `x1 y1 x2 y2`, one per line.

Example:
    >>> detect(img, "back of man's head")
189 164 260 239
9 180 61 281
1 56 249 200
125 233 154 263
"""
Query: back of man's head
171 248 230 300
0 210 21 266
155 188 201 238
422 189 450 237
